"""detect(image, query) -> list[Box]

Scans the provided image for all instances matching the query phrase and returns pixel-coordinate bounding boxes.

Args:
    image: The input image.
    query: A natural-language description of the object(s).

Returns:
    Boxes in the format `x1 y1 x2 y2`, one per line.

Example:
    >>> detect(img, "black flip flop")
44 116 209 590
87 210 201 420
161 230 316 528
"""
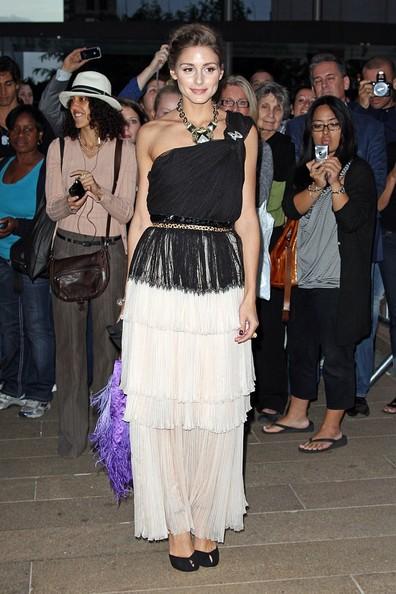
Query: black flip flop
263 420 314 434
299 434 348 453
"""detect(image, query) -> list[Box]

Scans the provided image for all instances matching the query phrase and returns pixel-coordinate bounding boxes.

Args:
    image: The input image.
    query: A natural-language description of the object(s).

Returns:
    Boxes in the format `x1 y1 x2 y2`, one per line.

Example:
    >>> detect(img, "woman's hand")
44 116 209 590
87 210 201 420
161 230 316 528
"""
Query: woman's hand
0 217 18 238
71 170 102 200
67 193 87 213
235 297 259 344
323 156 342 186
306 159 327 189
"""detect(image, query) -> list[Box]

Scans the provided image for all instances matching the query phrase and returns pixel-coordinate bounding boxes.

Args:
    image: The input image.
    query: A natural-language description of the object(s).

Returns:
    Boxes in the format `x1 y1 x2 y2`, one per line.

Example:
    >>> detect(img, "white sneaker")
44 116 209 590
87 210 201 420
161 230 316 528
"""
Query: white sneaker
18 400 51 419
0 392 27 410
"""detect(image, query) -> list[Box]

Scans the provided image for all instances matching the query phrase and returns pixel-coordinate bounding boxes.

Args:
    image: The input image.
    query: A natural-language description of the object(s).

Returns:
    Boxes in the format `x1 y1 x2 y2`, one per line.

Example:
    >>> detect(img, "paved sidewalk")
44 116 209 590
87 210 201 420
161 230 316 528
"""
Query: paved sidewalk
1 368 396 593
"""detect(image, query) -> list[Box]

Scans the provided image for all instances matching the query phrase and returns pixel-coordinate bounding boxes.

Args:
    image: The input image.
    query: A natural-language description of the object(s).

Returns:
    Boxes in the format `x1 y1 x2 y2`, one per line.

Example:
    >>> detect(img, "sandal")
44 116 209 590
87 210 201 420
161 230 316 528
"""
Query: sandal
299 434 348 453
383 397 396 414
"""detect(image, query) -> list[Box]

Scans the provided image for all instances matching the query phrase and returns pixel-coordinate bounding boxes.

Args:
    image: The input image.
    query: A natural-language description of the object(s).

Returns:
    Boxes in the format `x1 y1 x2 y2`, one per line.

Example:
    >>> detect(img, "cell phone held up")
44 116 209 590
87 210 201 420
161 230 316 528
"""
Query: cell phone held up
315 144 329 162
80 47 102 61
69 178 86 199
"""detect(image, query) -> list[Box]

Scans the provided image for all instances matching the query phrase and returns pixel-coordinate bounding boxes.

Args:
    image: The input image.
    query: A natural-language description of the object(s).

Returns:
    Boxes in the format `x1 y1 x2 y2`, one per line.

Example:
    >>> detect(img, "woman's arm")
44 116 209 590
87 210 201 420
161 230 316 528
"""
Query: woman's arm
378 164 396 212
45 139 80 221
334 159 377 233
291 159 327 215
91 141 137 224
126 127 153 273
234 125 260 343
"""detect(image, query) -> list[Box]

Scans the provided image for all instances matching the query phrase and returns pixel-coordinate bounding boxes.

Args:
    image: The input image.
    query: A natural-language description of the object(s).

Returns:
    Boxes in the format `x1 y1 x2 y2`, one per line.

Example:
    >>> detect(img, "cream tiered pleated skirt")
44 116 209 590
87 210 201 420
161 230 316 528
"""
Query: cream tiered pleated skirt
121 279 254 542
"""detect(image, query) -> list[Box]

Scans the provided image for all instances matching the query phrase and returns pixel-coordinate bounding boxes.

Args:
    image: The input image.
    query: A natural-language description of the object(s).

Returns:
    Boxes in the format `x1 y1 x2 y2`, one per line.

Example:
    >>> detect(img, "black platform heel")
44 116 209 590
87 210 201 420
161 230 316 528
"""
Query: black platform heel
168 552 199 572
194 547 219 567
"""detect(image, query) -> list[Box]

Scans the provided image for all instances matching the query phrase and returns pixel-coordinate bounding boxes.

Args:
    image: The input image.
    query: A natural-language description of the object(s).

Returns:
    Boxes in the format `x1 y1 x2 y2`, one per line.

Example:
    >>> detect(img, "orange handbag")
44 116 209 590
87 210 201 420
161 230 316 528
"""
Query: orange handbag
270 218 298 321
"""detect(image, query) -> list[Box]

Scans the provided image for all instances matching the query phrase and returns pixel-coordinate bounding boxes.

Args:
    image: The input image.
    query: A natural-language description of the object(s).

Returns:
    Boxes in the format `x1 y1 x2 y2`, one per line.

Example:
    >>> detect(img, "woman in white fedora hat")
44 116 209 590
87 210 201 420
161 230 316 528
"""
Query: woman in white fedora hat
46 71 137 458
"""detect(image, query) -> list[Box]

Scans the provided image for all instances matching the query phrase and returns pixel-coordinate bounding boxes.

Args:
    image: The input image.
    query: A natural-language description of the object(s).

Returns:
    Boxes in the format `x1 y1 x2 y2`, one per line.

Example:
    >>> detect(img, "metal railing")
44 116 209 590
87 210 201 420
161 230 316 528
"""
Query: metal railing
370 303 393 386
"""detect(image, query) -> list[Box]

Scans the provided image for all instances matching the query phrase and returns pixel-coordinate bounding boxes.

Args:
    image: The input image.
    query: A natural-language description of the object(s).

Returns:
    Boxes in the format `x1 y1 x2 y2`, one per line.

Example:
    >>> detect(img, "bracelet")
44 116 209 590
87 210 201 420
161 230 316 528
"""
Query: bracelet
331 185 346 194
308 183 325 193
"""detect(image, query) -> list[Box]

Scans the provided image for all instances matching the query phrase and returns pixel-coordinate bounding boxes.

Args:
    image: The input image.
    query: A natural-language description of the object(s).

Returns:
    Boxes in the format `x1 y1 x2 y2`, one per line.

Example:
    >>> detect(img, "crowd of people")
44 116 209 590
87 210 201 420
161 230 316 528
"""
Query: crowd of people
0 22 396 569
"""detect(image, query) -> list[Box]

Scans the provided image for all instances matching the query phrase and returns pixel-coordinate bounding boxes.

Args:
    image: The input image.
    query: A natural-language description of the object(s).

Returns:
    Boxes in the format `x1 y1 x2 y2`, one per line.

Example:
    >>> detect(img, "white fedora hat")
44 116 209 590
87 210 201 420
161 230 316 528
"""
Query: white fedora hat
59 71 122 111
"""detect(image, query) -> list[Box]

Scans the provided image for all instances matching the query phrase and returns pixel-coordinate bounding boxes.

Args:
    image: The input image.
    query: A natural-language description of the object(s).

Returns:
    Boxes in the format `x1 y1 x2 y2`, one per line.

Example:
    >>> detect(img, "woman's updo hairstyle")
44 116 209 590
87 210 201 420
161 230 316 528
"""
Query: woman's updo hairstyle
168 23 224 70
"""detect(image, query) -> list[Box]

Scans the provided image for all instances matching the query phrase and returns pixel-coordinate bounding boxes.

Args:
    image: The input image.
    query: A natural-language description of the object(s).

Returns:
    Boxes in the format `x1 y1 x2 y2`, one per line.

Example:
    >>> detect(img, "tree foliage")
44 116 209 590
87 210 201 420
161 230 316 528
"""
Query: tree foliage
129 0 251 22
130 1 173 21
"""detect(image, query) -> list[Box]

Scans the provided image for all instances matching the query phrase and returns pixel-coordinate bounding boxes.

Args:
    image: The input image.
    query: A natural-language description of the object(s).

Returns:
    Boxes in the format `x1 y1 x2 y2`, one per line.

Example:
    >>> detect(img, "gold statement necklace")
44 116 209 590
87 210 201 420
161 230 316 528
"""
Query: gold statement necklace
176 99 218 144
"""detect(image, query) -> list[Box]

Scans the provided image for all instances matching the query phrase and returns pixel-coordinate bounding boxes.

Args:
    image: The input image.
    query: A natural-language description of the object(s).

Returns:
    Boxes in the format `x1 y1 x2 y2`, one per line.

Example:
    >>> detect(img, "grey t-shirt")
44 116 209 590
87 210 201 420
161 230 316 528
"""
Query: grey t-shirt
297 187 340 289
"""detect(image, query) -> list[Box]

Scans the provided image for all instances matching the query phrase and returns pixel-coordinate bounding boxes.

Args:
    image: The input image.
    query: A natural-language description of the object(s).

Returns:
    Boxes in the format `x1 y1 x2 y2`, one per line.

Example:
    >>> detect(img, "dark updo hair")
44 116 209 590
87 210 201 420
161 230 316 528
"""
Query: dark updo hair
168 23 224 70
295 95 356 189
63 97 125 140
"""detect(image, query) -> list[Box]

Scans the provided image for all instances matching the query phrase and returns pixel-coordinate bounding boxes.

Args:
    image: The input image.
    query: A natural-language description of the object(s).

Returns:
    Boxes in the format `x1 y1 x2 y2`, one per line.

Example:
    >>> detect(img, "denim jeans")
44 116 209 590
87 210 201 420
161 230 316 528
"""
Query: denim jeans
355 263 384 397
0 256 23 396
19 272 55 402
0 256 55 402
380 230 396 367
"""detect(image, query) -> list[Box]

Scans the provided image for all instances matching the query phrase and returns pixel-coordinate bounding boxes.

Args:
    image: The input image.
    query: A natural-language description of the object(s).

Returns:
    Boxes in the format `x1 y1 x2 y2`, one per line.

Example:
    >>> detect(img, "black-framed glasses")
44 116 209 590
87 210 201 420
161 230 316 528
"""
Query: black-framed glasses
312 122 341 132
219 98 250 108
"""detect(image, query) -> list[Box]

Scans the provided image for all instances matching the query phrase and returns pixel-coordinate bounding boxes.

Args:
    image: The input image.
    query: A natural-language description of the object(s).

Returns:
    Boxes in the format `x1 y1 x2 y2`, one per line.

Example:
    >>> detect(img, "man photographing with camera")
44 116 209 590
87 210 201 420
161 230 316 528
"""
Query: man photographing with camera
353 56 396 145
358 57 395 112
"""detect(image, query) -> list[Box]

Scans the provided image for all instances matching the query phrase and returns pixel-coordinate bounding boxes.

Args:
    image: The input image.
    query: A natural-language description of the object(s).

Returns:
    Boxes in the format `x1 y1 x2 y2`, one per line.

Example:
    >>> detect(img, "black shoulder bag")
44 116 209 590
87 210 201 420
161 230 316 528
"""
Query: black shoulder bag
50 138 122 305
10 160 56 280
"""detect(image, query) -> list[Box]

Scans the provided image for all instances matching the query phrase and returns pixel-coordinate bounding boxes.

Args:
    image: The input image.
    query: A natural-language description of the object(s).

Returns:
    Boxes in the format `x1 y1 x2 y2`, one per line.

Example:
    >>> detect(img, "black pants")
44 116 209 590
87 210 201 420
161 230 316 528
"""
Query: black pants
252 289 289 413
288 287 355 411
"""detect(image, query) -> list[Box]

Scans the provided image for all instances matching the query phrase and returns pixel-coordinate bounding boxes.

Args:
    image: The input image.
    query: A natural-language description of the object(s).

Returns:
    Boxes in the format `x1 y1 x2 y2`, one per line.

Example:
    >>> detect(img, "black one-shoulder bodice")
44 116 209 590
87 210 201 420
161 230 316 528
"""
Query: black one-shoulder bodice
130 112 254 294
147 111 253 223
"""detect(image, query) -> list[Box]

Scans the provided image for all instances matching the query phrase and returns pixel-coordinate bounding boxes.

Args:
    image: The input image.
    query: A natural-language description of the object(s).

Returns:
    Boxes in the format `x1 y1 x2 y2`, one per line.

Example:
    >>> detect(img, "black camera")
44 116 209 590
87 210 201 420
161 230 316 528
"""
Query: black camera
68 178 86 199
80 47 102 61
372 71 392 97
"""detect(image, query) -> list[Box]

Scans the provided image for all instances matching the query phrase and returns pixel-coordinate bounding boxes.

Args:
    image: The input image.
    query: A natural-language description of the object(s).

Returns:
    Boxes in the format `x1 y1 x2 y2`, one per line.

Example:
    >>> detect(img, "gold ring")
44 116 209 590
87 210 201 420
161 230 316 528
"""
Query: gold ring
252 332 258 339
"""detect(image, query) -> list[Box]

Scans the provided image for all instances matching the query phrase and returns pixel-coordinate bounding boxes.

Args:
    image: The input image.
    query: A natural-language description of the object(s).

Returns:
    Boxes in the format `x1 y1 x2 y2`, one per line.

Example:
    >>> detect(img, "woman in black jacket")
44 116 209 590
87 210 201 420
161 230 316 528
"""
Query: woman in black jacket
263 96 376 451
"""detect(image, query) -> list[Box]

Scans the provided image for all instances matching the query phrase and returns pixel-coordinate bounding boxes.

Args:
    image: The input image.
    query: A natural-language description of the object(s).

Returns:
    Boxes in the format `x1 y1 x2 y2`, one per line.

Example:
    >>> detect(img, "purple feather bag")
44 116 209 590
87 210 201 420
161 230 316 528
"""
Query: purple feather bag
90 359 132 502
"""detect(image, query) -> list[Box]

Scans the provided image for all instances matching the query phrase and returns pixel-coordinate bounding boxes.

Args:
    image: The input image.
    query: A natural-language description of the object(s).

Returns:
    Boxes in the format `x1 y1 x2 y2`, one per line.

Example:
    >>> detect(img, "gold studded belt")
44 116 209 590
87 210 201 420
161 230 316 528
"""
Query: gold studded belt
152 222 231 232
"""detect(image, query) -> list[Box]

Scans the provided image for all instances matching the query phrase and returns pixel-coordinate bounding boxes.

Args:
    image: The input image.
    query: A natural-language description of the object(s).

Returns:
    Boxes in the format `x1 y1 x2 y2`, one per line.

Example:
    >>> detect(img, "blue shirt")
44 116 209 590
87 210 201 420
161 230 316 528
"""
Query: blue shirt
0 158 43 260
117 77 142 101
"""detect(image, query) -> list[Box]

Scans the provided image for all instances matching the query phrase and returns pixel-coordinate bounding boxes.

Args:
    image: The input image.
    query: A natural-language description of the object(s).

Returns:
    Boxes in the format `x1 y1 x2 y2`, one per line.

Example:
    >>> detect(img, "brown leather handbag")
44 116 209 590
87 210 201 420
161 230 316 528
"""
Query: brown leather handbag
50 138 122 305
50 223 111 305
270 218 298 321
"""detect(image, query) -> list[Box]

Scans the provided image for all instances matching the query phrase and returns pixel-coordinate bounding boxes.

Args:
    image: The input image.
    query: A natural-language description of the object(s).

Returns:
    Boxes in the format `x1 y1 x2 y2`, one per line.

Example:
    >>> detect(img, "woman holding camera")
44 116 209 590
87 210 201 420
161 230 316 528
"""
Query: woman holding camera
46 72 136 458
264 96 376 451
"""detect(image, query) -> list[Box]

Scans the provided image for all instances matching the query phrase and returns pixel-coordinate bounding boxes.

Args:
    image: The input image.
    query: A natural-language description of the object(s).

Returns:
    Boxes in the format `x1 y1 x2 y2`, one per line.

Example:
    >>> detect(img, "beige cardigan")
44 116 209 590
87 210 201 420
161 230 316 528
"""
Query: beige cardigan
46 137 137 252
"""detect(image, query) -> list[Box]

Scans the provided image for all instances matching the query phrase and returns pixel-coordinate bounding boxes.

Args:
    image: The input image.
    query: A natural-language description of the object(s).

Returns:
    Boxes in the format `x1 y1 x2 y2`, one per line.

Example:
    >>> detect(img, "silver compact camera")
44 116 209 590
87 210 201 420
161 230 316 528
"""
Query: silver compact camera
372 71 392 97
314 144 329 162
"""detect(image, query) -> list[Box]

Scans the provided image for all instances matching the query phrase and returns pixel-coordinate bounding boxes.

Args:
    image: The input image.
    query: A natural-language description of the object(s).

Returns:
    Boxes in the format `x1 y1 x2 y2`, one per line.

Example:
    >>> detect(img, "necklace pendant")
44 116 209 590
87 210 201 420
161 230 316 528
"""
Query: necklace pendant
196 133 211 144
177 99 218 144
193 127 214 144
